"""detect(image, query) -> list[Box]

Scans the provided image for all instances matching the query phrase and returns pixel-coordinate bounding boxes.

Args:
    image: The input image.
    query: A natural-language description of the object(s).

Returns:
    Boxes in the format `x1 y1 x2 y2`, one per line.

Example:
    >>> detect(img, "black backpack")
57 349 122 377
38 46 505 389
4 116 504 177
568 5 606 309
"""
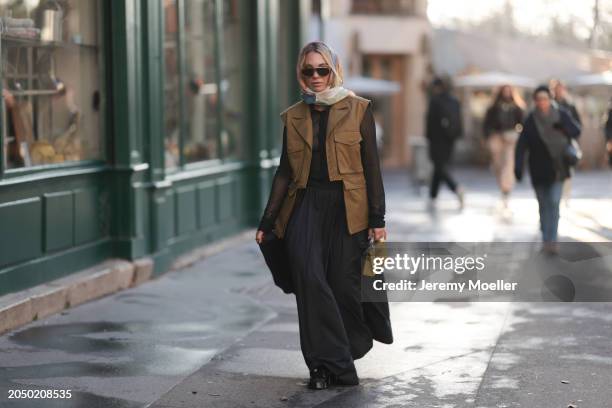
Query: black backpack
438 96 462 140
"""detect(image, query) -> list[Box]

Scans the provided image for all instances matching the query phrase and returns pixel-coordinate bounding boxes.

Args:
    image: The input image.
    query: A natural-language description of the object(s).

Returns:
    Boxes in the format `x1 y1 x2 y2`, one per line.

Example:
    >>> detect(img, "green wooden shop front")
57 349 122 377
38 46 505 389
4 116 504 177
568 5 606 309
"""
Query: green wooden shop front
0 0 308 296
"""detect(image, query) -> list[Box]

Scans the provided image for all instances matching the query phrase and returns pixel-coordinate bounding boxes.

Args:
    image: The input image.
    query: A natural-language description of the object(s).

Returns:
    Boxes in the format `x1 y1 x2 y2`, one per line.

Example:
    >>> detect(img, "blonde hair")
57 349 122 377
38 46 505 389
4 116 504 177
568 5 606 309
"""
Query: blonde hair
296 41 344 92
495 84 527 110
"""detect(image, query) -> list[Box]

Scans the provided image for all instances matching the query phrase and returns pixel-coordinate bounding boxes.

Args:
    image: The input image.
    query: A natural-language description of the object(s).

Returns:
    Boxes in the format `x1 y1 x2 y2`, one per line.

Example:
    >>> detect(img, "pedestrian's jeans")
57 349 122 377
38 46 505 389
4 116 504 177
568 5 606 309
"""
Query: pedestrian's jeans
533 181 563 242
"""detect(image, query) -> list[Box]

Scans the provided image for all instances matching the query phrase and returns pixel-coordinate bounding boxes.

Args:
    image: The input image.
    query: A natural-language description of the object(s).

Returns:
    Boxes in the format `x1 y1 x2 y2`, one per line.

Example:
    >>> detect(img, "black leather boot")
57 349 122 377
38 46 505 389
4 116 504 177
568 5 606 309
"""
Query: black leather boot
308 367 331 390
330 371 360 386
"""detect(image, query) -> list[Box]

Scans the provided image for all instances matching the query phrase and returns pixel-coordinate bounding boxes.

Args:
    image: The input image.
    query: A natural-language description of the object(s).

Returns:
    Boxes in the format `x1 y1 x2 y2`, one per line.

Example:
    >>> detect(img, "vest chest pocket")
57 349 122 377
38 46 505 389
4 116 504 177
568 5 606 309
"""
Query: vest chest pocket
334 131 363 174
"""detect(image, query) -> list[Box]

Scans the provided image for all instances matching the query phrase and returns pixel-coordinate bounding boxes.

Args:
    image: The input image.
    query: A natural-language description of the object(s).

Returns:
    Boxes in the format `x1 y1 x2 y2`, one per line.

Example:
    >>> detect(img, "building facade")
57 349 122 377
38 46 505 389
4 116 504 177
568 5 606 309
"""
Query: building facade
0 0 310 296
314 0 432 168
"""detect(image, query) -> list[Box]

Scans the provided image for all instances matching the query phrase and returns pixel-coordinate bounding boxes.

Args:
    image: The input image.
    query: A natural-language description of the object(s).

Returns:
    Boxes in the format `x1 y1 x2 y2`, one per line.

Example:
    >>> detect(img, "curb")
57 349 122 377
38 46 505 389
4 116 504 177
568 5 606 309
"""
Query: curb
0 229 254 336
0 258 152 336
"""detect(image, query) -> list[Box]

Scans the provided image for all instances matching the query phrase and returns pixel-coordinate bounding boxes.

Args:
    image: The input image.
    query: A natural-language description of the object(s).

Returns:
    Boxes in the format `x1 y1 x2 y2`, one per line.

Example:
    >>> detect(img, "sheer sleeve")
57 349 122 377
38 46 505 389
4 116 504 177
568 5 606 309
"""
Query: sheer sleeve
360 103 386 228
258 126 292 233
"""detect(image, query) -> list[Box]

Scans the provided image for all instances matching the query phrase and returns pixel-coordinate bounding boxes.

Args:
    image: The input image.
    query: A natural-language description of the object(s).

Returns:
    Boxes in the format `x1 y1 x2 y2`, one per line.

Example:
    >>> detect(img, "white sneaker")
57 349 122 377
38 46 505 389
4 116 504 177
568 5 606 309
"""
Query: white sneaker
427 199 437 212
457 187 465 210
501 193 509 209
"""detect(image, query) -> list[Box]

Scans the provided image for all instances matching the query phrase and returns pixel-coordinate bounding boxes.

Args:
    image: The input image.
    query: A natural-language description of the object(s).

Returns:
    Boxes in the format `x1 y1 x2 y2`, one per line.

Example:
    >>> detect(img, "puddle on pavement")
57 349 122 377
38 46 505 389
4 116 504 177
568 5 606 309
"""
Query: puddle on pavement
1 300 272 407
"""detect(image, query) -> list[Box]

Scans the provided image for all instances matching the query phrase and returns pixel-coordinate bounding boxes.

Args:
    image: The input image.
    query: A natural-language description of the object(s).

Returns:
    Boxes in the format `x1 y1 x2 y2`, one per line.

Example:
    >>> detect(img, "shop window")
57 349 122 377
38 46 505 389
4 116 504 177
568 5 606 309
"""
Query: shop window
220 0 243 160
164 0 181 169
1 0 104 169
182 0 218 164
163 0 244 169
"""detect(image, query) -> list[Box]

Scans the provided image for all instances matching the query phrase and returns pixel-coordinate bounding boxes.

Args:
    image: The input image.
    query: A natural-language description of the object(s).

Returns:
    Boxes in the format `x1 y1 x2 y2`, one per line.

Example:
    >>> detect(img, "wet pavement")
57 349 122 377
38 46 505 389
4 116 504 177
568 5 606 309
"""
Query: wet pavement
0 246 277 407
1 168 611 407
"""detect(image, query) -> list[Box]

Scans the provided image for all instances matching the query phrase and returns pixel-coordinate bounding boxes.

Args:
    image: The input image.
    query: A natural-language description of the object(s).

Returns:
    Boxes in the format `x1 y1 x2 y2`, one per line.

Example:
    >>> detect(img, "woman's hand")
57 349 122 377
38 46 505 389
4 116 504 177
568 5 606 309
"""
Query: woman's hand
2 89 15 109
369 228 387 242
255 230 265 245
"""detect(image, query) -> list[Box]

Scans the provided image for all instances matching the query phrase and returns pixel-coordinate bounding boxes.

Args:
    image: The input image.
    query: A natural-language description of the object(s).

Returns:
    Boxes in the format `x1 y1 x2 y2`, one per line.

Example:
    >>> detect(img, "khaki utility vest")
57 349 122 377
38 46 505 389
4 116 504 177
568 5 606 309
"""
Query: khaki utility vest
273 95 371 238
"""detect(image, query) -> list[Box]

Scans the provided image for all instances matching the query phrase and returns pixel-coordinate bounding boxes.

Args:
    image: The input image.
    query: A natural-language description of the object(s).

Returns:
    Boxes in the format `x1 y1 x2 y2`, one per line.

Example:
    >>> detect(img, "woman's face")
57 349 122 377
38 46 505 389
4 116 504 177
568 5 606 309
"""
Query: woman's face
501 86 512 101
302 52 331 93
554 83 567 99
534 91 551 113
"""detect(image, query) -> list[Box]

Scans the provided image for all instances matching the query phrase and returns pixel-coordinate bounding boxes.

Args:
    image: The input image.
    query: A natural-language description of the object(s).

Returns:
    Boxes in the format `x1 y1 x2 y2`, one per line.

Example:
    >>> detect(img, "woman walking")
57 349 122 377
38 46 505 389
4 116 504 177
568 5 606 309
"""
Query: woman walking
483 85 525 209
255 42 393 390
515 85 581 254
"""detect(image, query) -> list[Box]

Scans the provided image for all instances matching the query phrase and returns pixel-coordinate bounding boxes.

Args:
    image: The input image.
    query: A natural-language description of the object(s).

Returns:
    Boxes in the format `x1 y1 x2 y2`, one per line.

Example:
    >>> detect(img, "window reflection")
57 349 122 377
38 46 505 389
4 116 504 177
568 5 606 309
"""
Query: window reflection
162 0 244 167
1 0 103 169
183 0 219 163
164 0 181 169
220 0 243 160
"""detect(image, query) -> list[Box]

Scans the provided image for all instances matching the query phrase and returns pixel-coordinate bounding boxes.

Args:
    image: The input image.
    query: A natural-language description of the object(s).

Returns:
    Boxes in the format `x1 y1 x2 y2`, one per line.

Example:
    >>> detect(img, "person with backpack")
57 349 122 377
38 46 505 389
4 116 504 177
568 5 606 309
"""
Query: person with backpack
514 85 581 254
425 77 465 209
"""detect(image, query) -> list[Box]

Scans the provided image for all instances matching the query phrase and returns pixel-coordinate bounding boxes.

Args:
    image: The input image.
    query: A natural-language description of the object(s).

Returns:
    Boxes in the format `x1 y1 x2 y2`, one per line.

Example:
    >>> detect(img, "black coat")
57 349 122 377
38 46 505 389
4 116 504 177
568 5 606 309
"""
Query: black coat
426 92 463 163
514 108 581 186
483 103 524 138
556 99 582 125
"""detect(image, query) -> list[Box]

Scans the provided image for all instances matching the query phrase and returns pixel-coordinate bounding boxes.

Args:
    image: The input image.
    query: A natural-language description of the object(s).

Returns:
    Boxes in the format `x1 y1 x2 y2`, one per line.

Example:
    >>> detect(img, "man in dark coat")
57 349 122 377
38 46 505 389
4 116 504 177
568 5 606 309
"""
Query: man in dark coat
552 81 582 126
551 80 582 207
425 77 465 208
515 85 581 254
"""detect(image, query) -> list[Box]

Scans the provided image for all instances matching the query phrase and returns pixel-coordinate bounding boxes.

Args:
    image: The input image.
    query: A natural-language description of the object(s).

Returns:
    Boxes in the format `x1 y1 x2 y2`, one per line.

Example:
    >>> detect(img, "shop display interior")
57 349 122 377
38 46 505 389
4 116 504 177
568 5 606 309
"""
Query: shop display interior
1 0 102 169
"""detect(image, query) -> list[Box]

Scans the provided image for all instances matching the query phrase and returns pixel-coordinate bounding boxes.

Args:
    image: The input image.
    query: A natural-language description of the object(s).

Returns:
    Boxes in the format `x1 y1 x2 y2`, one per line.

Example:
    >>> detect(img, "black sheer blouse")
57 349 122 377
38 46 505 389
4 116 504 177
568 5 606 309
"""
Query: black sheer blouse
258 102 385 233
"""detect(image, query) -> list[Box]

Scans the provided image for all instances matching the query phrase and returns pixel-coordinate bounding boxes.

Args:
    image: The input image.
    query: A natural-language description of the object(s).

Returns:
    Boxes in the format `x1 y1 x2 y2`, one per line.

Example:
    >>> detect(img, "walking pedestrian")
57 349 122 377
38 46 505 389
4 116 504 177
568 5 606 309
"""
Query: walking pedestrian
515 85 581 254
551 80 582 207
255 41 393 390
483 85 525 209
552 80 582 125
426 77 465 209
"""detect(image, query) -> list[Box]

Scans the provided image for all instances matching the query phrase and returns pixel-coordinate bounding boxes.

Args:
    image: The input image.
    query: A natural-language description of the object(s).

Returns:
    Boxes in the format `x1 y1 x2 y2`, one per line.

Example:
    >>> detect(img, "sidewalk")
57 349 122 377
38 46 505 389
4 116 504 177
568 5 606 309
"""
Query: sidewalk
1 168 611 407
150 169 612 407
0 237 278 407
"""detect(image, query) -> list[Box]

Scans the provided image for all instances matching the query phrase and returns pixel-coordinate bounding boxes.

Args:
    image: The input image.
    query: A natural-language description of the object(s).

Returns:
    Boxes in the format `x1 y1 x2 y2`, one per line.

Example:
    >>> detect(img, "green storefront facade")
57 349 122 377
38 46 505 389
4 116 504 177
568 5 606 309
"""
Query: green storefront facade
0 0 310 297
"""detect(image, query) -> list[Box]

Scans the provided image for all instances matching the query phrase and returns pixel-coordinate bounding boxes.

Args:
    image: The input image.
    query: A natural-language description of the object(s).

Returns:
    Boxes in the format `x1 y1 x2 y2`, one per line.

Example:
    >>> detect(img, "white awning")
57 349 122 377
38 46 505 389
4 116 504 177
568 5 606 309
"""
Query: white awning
453 71 538 89
343 76 401 96
566 71 612 87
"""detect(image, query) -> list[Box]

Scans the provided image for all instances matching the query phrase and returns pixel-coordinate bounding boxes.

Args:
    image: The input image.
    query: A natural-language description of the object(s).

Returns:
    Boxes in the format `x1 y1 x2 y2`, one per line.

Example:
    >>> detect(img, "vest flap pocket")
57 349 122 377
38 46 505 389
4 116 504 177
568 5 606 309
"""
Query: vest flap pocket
287 141 305 153
343 175 366 190
335 131 364 174
334 131 362 145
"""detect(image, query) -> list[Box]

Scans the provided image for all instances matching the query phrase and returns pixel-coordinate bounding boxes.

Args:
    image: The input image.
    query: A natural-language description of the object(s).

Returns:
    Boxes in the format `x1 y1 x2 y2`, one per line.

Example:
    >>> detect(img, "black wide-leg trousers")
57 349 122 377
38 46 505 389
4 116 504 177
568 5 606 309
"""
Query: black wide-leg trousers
284 182 373 382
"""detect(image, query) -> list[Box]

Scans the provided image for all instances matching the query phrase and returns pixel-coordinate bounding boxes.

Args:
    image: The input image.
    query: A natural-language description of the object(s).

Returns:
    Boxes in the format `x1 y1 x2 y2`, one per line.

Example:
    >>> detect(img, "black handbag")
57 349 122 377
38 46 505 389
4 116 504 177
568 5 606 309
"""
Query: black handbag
258 231 294 294
563 137 582 167
552 119 582 167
